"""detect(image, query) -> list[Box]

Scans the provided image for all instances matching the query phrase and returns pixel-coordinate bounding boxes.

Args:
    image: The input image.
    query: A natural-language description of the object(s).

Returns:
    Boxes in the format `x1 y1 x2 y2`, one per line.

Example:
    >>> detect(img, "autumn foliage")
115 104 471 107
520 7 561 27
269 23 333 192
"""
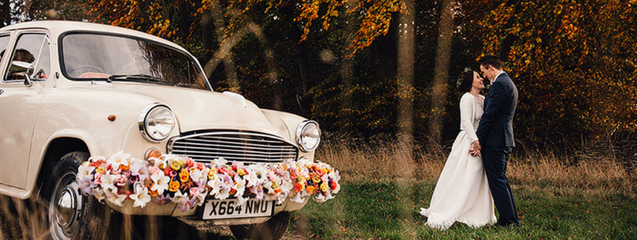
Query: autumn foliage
462 0 637 145
28 0 637 148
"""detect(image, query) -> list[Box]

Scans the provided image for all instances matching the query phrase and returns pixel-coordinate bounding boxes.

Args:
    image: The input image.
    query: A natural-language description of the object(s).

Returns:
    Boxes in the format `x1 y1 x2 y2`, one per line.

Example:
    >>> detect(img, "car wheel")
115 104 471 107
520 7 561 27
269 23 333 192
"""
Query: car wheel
229 211 291 240
47 151 111 240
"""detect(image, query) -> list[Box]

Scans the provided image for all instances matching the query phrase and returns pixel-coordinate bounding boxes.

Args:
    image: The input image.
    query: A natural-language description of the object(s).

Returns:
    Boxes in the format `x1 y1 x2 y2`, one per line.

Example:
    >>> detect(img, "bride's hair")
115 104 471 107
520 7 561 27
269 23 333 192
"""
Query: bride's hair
457 69 474 93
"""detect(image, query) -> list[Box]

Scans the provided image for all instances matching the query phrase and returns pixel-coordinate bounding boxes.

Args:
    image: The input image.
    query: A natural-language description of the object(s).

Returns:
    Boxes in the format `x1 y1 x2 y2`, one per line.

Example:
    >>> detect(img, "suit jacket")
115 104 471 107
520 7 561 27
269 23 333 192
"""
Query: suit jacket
476 72 518 147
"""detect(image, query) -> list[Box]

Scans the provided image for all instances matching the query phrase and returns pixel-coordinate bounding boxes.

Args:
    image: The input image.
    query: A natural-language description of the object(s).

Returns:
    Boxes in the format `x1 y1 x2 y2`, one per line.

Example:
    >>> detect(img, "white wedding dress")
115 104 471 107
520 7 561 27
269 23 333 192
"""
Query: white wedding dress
420 93 497 230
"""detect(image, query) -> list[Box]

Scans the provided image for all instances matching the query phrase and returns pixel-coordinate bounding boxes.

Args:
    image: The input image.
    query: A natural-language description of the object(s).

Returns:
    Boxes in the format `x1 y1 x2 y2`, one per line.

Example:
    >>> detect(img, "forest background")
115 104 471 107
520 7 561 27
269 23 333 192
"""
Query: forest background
2 0 636 154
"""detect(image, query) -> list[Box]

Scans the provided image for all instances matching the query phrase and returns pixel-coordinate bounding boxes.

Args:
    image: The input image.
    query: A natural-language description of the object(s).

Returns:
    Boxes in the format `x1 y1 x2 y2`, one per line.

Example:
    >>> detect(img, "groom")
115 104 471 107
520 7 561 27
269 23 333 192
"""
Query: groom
470 55 520 227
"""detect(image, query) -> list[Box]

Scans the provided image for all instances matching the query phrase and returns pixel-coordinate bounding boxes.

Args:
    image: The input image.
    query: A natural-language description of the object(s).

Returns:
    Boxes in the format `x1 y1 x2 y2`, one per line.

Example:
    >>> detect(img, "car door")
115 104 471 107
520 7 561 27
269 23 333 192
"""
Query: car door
0 31 51 189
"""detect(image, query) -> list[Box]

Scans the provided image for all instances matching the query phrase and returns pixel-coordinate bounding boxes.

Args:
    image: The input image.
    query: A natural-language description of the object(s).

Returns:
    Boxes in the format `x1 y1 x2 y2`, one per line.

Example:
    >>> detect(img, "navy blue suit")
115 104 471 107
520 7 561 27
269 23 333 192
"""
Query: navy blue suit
476 72 519 226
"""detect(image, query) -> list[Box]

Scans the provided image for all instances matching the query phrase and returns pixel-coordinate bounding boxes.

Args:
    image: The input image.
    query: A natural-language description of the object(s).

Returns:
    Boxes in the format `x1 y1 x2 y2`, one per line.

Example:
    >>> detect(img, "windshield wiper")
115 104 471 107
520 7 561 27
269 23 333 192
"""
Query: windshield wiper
107 74 163 83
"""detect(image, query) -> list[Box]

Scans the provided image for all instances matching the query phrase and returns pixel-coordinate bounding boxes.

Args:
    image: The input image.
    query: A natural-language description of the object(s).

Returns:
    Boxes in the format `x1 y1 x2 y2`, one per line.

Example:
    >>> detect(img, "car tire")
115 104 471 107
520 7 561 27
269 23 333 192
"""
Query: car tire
47 151 112 240
229 211 291 240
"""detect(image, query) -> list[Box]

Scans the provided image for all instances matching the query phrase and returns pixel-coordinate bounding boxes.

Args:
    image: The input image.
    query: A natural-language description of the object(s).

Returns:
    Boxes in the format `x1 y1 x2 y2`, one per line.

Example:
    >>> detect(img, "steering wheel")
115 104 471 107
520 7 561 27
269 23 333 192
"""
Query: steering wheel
67 65 105 77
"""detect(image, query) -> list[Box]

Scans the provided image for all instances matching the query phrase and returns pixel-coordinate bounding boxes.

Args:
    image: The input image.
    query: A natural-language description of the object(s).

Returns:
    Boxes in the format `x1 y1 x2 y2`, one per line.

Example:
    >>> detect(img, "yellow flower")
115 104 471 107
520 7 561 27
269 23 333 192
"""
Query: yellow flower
168 180 180 192
170 160 184 171
320 182 329 192
297 175 306 183
208 168 217 180
312 174 321 184
96 166 106 174
237 168 246 176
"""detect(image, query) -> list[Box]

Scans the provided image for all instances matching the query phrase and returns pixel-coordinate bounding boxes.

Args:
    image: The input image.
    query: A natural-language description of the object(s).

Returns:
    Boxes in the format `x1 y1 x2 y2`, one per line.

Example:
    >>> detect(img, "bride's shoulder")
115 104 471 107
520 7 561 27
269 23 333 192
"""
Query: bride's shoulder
459 93 473 104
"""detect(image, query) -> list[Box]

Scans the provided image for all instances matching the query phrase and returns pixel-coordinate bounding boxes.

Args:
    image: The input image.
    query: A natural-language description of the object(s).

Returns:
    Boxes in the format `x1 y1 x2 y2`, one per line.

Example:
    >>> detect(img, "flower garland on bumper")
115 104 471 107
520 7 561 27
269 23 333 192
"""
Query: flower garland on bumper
77 151 340 211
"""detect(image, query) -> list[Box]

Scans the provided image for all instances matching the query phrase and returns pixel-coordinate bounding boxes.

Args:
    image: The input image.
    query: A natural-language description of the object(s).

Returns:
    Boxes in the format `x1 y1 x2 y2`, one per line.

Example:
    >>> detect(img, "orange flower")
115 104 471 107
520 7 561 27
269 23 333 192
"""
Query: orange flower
119 162 130 171
179 169 190 182
306 185 315 194
330 181 338 190
293 183 304 193
149 189 159 197
168 180 180 192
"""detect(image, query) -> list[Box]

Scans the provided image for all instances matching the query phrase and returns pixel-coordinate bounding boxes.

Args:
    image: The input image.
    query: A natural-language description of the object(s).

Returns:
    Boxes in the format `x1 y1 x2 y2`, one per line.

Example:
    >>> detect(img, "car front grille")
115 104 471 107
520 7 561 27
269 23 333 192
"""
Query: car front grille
167 131 298 164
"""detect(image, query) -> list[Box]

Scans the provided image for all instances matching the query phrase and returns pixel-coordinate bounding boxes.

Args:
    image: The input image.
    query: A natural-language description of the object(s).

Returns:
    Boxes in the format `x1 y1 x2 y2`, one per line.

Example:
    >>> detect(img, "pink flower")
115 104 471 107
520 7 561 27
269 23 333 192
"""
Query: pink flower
149 166 160 175
114 175 128 187
93 173 103 185
169 170 178 178
189 187 200 198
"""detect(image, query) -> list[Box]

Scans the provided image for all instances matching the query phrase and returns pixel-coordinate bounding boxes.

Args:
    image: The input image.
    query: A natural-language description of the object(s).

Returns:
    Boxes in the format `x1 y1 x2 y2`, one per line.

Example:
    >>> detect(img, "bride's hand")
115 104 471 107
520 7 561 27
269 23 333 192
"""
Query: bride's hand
469 140 481 157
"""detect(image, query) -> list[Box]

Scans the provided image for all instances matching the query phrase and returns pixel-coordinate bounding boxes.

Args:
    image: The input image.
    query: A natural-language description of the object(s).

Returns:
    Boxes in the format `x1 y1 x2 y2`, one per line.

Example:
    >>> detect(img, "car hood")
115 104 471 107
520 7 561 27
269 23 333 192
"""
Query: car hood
100 83 294 140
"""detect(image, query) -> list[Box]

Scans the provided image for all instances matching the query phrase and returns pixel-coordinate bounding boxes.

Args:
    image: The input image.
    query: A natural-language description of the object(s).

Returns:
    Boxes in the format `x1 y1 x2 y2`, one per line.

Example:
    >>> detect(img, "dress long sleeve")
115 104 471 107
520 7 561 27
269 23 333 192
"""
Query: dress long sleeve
459 93 478 144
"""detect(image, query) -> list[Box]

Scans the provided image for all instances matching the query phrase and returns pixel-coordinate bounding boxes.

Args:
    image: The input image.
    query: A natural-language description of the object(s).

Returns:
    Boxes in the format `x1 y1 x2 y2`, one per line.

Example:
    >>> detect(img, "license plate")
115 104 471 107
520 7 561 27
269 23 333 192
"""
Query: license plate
201 198 275 220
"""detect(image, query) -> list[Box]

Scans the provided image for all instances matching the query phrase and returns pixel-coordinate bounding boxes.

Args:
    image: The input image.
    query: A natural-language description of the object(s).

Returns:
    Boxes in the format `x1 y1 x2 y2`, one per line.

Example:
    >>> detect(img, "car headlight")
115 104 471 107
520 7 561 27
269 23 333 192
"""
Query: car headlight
139 104 175 142
296 120 321 152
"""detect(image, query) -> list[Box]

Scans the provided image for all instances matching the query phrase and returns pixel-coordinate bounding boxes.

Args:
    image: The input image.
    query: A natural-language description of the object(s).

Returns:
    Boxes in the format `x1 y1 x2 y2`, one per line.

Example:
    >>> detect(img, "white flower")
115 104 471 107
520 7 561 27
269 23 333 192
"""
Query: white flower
248 165 268 186
104 188 126 207
237 195 249 205
290 192 305 203
190 169 203 183
130 183 151 208
91 188 105 202
78 163 95 178
234 175 246 197
149 157 167 169
171 191 188 205
107 151 131 170
212 157 227 167
244 168 258 188
279 179 293 196
214 174 232 200
99 172 116 192
150 172 170 195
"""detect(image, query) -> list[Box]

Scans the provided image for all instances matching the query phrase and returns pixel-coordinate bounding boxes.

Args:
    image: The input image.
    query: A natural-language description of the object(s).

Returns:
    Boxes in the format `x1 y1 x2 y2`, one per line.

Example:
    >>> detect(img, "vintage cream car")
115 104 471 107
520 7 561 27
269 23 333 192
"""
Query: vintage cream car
0 21 321 240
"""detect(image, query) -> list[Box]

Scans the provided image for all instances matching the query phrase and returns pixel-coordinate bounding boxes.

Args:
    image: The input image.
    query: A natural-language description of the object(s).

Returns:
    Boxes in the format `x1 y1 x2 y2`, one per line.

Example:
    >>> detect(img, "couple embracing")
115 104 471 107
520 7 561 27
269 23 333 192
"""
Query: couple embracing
420 55 520 230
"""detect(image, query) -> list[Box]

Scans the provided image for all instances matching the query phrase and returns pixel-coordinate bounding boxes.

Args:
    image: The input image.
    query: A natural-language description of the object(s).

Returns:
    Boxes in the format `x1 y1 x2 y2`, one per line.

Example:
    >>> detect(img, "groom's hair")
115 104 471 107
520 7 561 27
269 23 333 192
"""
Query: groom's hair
478 55 502 70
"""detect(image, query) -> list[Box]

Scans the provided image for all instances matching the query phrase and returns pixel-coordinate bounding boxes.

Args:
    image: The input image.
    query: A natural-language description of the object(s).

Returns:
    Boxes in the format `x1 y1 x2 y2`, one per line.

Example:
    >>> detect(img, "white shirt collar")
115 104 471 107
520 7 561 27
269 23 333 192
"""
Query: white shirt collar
491 71 505 84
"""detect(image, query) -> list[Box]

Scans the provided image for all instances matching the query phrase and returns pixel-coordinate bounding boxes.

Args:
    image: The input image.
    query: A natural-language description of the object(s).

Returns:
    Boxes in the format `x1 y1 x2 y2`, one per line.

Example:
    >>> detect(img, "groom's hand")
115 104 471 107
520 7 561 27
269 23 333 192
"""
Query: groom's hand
469 140 481 157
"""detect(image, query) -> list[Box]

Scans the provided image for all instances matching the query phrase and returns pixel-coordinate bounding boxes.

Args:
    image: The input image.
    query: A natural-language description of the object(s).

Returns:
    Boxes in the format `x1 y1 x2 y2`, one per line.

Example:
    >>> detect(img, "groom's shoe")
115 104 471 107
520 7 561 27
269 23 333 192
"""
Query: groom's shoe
497 220 519 228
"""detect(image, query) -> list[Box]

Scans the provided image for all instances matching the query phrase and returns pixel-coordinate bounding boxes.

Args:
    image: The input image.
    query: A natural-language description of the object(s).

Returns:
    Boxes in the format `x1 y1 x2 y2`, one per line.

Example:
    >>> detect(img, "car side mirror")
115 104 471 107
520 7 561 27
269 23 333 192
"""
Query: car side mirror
11 61 35 86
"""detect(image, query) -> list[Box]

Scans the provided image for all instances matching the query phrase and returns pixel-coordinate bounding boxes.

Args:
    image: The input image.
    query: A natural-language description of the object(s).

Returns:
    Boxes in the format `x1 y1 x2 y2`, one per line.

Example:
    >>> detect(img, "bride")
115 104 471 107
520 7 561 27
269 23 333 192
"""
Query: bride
420 69 497 230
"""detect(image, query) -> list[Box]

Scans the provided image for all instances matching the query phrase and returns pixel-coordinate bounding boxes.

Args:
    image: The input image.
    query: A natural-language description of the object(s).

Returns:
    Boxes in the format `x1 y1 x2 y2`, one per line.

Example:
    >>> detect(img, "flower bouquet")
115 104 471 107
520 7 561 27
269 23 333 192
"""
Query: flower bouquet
77 151 340 211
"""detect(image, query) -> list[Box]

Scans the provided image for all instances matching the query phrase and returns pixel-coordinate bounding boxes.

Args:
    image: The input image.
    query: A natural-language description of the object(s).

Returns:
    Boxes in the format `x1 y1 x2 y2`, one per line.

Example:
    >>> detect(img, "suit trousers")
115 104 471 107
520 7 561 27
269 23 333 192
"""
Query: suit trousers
482 146 519 226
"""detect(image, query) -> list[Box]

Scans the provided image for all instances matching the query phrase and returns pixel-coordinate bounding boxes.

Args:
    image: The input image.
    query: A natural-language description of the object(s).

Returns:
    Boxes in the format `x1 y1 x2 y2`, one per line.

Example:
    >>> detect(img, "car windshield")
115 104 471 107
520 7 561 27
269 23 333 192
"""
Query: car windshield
61 33 209 90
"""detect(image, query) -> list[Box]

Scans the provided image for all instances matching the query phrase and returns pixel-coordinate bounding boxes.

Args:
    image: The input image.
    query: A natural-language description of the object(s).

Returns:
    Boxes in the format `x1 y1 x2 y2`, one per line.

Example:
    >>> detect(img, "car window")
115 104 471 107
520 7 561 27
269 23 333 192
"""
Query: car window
0 35 10 61
61 33 209 90
4 33 50 81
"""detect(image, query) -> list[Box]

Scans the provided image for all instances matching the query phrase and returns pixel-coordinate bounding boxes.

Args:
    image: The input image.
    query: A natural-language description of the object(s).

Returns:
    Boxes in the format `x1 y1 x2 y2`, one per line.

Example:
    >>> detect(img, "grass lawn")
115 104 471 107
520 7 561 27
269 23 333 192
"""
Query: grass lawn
290 181 637 239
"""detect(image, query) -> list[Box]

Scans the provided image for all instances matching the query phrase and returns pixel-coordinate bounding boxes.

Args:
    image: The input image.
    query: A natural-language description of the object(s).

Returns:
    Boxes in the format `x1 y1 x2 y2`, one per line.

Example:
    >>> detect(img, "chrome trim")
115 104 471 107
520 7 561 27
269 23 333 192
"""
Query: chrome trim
138 103 174 143
167 131 297 164
295 120 321 152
